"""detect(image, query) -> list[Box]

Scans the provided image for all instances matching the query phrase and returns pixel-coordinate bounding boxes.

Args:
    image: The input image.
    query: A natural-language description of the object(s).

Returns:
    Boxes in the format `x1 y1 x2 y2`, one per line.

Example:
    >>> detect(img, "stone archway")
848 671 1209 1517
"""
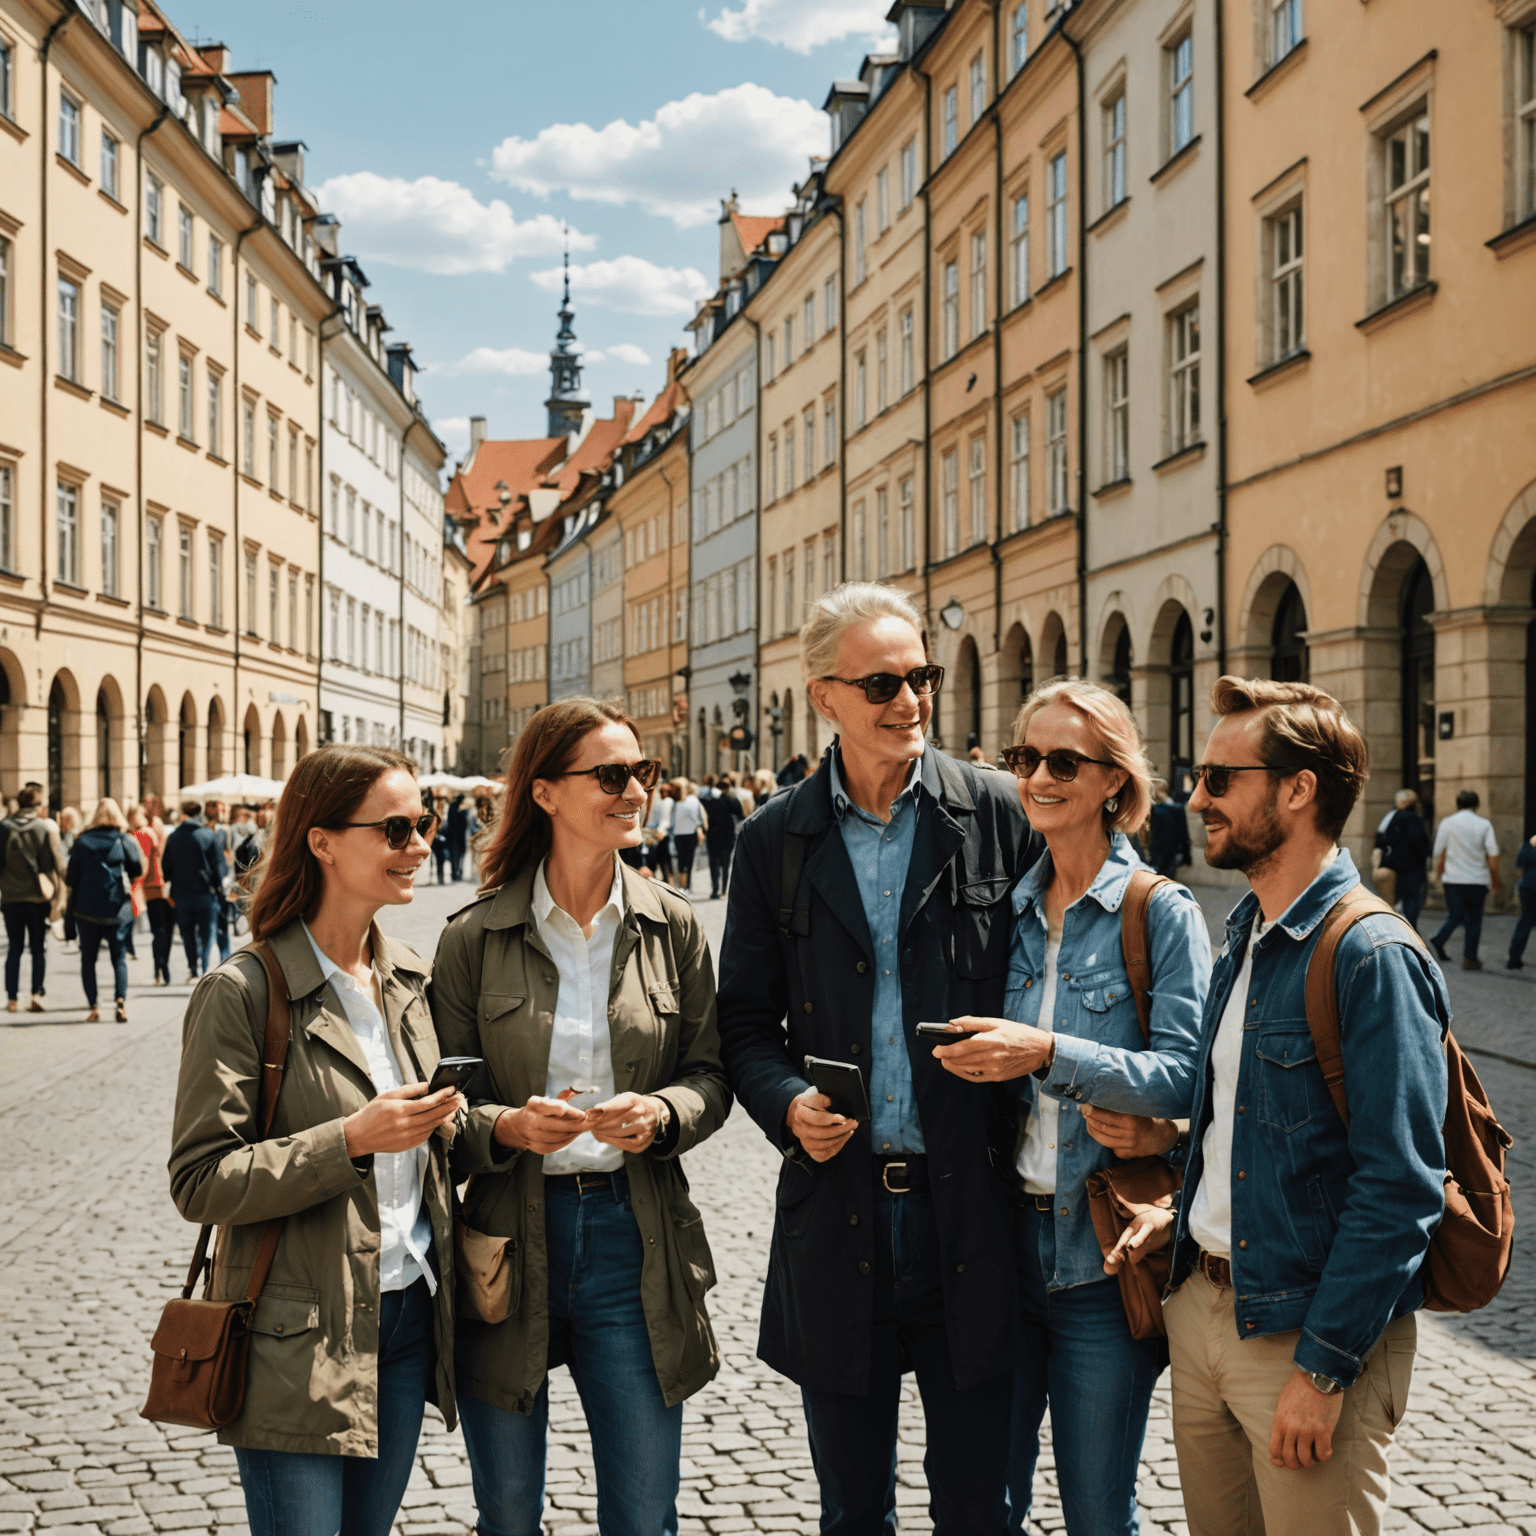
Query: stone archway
0 648 26 794
294 714 310 762
243 703 263 778
270 712 288 781
1039 612 1069 681
95 675 129 806
1236 546 1313 679
46 670 82 814
998 622 1034 743
1482 479 1536 841
207 697 227 781
144 686 170 805
1098 610 1133 704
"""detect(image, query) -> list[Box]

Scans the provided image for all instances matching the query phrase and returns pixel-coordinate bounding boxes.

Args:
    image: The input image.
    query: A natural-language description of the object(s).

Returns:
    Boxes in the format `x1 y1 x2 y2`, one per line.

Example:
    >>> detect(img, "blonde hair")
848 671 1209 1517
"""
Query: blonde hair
1010 679 1154 836
801 581 926 683
1394 787 1418 810
752 768 776 800
87 797 129 831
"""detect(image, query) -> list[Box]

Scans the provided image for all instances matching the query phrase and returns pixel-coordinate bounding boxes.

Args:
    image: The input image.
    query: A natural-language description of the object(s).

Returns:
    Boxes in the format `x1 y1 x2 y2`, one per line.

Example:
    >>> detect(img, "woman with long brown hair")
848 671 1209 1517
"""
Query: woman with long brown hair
432 698 730 1536
168 745 462 1536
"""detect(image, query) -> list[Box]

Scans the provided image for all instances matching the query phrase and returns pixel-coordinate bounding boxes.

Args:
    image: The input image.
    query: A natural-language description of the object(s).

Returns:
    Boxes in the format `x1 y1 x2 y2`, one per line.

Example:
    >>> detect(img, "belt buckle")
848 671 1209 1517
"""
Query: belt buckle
1033 1195 1054 1213
881 1161 909 1194
575 1172 607 1197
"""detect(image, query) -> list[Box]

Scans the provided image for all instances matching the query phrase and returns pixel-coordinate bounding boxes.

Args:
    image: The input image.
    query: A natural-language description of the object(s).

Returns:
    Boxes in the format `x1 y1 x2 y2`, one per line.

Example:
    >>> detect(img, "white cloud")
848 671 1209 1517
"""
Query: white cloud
530 257 710 318
702 0 893 52
314 172 595 275
434 416 471 457
434 346 549 378
489 84 825 228
606 343 653 367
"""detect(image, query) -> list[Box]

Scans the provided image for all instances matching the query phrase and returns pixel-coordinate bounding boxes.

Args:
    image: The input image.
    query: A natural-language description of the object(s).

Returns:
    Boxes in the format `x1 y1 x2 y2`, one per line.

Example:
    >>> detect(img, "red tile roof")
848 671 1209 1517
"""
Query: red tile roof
447 436 567 586
549 400 636 499
732 212 785 257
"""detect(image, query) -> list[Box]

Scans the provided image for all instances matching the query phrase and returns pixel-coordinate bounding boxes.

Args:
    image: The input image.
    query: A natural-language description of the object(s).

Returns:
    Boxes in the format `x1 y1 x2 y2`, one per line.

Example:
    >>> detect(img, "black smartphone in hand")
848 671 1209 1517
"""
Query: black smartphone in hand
427 1056 483 1096
915 1022 982 1042
803 1055 872 1122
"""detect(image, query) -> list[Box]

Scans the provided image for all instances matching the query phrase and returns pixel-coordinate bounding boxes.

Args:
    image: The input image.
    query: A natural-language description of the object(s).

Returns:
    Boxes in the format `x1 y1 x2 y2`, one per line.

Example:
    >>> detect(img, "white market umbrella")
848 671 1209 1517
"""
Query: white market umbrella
177 773 287 803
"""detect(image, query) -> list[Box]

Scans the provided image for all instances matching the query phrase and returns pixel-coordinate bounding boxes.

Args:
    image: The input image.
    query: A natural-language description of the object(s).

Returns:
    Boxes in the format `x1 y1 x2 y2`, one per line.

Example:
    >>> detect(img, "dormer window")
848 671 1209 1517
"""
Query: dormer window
166 58 182 113
142 44 164 98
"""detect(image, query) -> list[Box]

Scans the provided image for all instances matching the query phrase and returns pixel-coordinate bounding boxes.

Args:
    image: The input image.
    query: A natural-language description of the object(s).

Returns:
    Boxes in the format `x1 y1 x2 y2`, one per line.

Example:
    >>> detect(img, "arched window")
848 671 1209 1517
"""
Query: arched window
1271 582 1309 682
1401 557 1435 822
1170 612 1194 789
96 689 112 800
48 679 66 813
1110 626 1132 706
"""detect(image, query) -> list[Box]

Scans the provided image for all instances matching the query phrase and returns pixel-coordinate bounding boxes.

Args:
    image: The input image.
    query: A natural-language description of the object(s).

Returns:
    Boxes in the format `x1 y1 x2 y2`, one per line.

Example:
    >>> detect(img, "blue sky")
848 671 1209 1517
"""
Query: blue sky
167 0 896 462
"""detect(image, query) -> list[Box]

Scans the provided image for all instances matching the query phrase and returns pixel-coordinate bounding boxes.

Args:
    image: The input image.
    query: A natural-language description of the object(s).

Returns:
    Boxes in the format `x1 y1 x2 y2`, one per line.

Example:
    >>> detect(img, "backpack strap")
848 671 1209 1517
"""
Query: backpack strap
1303 883 1426 1131
1120 869 1172 1045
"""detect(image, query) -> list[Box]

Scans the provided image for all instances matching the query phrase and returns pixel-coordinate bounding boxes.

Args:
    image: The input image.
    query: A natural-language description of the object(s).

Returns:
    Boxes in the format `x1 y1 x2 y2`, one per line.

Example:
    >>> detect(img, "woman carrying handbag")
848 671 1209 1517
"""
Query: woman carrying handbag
431 698 731 1536
928 680 1210 1536
63 798 142 1022
165 745 463 1536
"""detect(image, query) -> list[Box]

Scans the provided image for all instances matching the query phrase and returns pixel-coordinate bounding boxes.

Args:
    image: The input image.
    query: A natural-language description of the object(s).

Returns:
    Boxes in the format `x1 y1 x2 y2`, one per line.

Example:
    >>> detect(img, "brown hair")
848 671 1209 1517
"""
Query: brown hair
477 698 641 892
247 744 418 940
1209 675 1367 840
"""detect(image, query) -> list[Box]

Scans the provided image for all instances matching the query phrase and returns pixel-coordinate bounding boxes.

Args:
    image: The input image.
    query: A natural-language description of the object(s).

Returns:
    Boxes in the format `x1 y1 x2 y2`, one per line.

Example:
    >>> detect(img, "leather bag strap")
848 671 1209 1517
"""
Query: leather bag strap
1119 869 1171 1045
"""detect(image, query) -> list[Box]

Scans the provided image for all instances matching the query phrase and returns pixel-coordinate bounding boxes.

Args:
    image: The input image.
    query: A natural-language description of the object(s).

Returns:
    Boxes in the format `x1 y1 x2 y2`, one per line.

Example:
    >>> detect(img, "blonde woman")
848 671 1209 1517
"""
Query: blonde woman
64 798 143 1022
932 680 1211 1536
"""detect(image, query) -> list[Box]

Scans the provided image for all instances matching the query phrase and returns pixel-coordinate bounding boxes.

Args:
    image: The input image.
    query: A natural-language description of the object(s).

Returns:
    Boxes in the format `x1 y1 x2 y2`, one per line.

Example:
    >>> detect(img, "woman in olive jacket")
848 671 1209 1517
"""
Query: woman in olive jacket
168 746 462 1536
431 697 731 1536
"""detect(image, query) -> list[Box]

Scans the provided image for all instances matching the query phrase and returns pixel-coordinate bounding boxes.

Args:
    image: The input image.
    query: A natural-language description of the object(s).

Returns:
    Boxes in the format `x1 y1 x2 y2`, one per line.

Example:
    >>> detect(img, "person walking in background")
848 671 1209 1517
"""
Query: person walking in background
669 777 706 893
1148 778 1192 880
1376 788 1432 932
204 800 239 966
65 798 143 1023
643 780 676 884
431 797 452 885
161 801 228 980
1 787 64 1013
135 805 175 987
55 804 81 951
1506 832 1536 969
703 775 743 899
445 795 470 882
749 768 776 809
1430 789 1501 970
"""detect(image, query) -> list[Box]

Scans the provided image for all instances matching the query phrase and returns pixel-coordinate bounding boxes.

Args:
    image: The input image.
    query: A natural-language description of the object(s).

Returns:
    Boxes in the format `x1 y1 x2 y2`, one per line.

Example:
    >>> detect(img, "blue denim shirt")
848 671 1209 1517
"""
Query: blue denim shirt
1169 849 1450 1386
829 747 925 1154
1006 834 1210 1288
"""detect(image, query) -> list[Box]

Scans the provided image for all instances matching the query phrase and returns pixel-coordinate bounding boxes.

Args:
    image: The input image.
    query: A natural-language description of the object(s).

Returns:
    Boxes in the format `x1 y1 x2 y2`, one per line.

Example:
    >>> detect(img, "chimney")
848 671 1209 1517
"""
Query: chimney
719 190 743 282
225 71 276 136
469 416 487 454
199 43 230 74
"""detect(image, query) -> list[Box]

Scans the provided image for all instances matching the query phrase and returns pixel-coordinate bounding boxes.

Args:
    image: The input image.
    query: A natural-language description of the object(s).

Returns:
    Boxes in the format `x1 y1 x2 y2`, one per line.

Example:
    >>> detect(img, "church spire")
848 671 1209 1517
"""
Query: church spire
545 229 588 438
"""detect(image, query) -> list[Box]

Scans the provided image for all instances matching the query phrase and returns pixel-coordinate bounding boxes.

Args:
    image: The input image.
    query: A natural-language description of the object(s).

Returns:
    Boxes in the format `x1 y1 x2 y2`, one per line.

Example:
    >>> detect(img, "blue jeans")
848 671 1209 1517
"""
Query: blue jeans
1433 883 1487 962
77 917 131 1006
1510 888 1536 962
2 903 48 999
458 1171 683 1536
800 1185 1013 1536
175 894 219 976
234 1278 434 1536
1396 867 1428 932
215 894 233 963
1008 1205 1165 1536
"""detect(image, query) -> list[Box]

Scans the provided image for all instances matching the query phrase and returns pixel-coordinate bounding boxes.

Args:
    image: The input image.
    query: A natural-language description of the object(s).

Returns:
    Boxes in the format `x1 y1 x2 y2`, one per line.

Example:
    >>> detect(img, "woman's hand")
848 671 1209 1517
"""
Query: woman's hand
1081 1106 1181 1158
492 1091 590 1155
343 1083 462 1157
785 1089 856 1162
586 1092 664 1153
1102 1206 1175 1275
931 1017 1054 1081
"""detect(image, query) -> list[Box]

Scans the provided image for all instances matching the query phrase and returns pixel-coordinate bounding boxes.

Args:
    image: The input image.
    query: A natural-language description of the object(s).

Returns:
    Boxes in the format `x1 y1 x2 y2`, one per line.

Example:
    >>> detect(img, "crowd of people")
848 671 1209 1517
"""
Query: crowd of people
142 577 1513 1536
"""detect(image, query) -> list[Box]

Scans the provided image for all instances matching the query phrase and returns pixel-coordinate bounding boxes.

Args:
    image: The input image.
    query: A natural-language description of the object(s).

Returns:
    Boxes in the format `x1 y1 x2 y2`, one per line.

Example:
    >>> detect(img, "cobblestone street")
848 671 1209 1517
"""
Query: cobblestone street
2 876 1534 1536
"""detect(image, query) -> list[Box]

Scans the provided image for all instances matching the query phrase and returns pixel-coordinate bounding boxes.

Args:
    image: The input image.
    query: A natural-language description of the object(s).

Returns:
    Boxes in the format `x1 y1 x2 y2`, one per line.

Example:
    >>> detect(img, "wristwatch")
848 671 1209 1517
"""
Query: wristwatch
1307 1371 1343 1396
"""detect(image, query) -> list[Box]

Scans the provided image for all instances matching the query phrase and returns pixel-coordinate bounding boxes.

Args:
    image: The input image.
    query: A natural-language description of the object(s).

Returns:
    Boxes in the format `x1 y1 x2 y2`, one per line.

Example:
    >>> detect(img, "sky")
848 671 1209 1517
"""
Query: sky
166 0 898 463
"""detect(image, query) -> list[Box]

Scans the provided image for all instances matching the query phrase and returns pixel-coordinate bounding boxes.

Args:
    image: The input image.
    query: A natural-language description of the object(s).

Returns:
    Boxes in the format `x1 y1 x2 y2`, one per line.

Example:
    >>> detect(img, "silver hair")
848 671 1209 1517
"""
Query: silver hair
1394 787 1418 809
800 581 926 683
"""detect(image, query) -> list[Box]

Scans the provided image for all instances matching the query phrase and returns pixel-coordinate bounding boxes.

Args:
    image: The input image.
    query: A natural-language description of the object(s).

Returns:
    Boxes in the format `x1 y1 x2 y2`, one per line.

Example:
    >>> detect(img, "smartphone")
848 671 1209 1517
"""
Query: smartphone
915 1022 982 1042
803 1055 873 1122
427 1056 482 1096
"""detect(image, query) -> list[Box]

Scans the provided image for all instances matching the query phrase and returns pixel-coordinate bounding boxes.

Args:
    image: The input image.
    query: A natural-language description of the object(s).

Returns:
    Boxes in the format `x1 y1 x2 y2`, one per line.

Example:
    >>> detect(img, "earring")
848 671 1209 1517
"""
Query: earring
1105 796 1119 813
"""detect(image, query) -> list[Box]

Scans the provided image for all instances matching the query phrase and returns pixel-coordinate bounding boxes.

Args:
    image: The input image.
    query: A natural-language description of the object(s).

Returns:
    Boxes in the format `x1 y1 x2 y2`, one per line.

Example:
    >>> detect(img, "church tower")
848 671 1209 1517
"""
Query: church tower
544 240 588 438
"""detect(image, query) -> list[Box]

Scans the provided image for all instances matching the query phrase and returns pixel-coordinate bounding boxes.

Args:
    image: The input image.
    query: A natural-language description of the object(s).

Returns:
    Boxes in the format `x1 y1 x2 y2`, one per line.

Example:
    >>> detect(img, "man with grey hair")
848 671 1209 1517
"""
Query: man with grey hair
718 581 1042 1534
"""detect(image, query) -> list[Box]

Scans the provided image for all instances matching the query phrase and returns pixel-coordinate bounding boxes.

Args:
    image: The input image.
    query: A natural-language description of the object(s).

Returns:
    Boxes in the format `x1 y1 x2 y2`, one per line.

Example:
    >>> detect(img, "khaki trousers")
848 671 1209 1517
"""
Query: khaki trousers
1163 1271 1417 1536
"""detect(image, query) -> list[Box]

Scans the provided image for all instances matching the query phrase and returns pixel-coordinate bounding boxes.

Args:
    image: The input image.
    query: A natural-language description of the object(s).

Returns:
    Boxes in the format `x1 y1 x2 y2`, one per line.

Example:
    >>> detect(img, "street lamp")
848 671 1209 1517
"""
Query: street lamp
939 597 965 631
728 670 754 767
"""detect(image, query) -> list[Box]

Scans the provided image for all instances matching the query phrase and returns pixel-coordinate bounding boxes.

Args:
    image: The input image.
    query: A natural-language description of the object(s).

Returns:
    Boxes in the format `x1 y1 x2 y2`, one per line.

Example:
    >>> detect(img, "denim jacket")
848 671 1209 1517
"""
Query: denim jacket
1168 849 1449 1386
1006 833 1210 1289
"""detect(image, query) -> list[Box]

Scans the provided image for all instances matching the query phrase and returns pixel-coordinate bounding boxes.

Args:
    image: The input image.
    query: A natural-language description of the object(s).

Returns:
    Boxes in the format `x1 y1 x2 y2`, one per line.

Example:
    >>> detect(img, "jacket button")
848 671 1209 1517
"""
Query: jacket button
850 1043 861 1054
1061 973 1070 981
856 961 867 973
1237 1170 1246 1180
849 1215 859 1226
273 1323 284 1334
1245 1321 1257 1330
803 1002 813 1014
1059 1206 1068 1216
858 1260 870 1274
1238 1240 1248 1250
1236 1105 1246 1114
1024 978 1033 988
627 1064 636 1073
955 1264 965 1274
527 1202 537 1211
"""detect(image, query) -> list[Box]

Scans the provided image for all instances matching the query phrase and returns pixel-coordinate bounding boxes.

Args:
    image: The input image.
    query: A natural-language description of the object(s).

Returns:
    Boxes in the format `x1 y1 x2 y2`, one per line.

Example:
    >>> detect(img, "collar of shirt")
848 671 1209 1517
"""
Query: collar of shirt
1011 831 1140 920
532 853 625 933
1222 843 1348 950
828 745 924 825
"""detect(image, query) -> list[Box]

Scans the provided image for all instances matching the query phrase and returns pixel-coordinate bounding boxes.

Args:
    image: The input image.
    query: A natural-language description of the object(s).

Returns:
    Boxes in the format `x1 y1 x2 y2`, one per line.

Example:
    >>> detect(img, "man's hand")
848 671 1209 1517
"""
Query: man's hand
1102 1206 1174 1275
932 1016 1052 1081
1268 1368 1345 1470
492 1090 590 1155
786 1089 856 1162
1082 1106 1180 1158
344 1083 463 1157
586 1092 663 1153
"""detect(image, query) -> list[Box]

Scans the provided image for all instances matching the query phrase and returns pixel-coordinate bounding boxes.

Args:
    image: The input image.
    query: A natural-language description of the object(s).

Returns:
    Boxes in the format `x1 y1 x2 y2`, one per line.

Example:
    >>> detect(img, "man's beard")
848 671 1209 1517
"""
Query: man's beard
1203 779 1285 875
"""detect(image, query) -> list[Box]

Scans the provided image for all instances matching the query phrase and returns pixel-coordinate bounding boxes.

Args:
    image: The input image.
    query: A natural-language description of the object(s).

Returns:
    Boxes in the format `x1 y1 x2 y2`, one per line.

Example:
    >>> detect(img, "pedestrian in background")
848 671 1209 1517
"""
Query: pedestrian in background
65 797 143 1023
446 795 470 882
55 804 81 950
750 767 776 808
135 804 175 987
1 786 64 1013
431 796 452 884
1148 778 1192 879
1430 789 1501 971
934 682 1209 1536
1505 832 1536 969
161 801 227 980
643 780 676 883
431 698 730 1536
1375 788 1431 932
703 776 743 899
670 777 706 893
205 800 239 966
169 745 462 1536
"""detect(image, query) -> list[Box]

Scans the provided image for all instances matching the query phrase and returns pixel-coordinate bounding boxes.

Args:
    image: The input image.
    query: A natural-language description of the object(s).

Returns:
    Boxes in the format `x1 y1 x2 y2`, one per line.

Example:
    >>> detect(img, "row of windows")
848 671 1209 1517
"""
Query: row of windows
695 362 756 445
626 686 669 722
848 480 917 584
326 478 398 573
628 591 687 656
692 455 755 543
761 278 838 383
851 139 921 289
766 398 837 504
552 569 590 616
851 310 915 429
624 513 669 570
764 532 840 639
510 644 546 684
328 370 399 478
551 635 588 684
325 588 399 677
690 558 756 649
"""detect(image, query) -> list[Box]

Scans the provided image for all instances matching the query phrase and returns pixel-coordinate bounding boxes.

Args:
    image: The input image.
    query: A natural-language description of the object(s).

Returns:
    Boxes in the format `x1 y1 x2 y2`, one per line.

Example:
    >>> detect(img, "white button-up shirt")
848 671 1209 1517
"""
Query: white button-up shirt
532 856 625 1175
303 925 436 1294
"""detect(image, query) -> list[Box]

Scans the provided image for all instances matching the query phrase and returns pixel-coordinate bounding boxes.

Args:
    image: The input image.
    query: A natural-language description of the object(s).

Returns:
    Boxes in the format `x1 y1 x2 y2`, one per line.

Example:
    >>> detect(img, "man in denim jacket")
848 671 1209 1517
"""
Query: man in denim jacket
1142 677 1449 1536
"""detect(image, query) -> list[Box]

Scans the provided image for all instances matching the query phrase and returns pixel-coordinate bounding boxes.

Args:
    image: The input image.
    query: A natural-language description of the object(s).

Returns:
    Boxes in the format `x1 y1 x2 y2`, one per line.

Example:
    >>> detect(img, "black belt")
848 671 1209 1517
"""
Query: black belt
544 1168 629 1199
873 1155 929 1194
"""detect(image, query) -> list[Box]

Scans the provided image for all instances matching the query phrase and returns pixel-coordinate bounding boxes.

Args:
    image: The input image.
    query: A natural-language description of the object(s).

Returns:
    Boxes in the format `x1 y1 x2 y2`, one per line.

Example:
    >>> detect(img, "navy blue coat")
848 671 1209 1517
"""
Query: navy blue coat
161 821 228 900
717 745 1042 1394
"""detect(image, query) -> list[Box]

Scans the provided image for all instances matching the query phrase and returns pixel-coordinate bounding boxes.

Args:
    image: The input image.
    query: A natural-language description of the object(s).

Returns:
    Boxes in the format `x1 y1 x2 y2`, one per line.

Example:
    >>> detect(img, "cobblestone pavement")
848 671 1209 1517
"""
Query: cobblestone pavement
2 876 1533 1536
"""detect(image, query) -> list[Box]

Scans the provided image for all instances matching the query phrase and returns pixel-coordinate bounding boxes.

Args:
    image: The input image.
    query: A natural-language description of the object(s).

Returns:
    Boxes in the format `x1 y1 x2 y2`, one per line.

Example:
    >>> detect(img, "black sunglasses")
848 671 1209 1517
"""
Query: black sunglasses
1001 746 1117 783
820 664 945 706
560 760 664 795
334 812 440 850
1190 763 1285 798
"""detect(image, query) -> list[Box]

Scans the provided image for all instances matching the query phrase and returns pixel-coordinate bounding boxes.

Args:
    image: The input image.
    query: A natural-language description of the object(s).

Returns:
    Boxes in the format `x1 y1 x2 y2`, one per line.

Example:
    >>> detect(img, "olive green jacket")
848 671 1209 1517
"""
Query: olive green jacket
431 861 730 1413
167 919 457 1456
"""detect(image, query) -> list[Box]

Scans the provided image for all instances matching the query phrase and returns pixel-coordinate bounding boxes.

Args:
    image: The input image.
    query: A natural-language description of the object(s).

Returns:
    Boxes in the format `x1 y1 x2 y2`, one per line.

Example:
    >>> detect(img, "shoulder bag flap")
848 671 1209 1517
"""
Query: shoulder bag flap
1119 869 1171 1045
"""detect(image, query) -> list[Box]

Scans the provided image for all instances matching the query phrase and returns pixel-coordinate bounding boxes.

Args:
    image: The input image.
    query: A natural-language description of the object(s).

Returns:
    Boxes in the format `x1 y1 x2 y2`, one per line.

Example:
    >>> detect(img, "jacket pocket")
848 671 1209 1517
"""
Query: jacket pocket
647 982 680 1016
247 1285 322 1407
954 879 1014 979
250 1285 320 1339
1253 1025 1316 1133
1075 967 1134 1015
668 1180 717 1303
775 1157 816 1240
480 992 525 1026
1302 1175 1336 1273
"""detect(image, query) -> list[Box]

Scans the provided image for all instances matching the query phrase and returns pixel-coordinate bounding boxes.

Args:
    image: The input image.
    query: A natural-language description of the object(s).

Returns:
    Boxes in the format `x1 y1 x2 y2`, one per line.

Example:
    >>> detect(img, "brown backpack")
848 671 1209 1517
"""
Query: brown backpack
1304 884 1514 1313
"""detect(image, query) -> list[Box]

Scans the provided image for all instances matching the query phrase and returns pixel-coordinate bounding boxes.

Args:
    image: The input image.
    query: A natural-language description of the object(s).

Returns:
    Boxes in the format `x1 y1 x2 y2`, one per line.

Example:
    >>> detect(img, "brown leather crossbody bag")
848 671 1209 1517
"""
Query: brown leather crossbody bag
141 944 291 1429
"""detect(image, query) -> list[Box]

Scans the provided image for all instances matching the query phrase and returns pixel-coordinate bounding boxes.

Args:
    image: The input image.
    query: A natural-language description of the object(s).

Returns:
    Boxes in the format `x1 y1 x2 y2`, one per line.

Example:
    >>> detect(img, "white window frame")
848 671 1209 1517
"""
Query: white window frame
146 515 163 609
899 476 915 571
57 276 79 383
1270 202 1304 360
0 462 12 572
178 204 194 270
1011 193 1030 306
824 275 838 331
146 328 162 424
1518 20 1536 222
970 231 987 340
1104 93 1126 209
55 481 79 586
1046 153 1068 278
876 166 890 232
941 448 959 557
100 131 119 200
1011 3 1029 78
1009 411 1030 533
1269 0 1302 67
208 536 223 628
58 90 80 166
855 199 867 285
1105 348 1129 483
1168 34 1194 157
876 327 888 413
943 86 958 158
942 259 959 360
967 435 986 546
969 52 986 126
876 487 890 577
900 138 917 208
1383 110 1431 301
146 172 163 245
100 300 119 402
207 371 222 457
180 525 195 620
1046 387 1069 515
855 350 867 429
1168 302 1201 453
899 308 914 394
178 352 194 441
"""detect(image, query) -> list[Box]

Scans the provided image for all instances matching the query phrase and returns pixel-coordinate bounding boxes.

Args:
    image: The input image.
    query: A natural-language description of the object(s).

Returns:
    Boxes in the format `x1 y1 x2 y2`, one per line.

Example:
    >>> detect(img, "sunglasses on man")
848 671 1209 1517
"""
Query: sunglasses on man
558 760 665 795
334 812 441 850
1189 763 1286 798
818 664 945 706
